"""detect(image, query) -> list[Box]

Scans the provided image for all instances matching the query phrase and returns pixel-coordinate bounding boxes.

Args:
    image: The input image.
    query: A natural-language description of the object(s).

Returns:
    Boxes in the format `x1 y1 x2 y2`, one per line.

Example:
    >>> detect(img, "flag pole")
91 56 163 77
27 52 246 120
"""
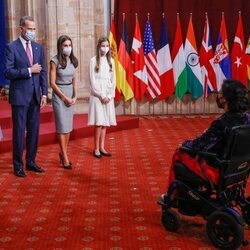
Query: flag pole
202 12 208 115
122 12 126 115
188 13 191 115
175 13 179 115
130 13 136 115
147 12 153 115
189 8 193 107
161 12 165 115
134 12 140 115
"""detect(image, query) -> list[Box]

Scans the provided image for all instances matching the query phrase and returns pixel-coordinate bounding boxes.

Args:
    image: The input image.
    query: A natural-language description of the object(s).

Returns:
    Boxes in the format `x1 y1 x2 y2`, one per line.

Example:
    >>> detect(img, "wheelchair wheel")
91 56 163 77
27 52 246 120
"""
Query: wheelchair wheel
206 211 244 250
161 209 181 232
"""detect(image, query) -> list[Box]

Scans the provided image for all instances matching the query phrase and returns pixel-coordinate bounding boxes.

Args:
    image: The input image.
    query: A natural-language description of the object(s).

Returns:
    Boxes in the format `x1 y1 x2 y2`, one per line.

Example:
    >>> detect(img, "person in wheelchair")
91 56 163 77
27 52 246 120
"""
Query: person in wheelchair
167 79 250 191
159 79 250 249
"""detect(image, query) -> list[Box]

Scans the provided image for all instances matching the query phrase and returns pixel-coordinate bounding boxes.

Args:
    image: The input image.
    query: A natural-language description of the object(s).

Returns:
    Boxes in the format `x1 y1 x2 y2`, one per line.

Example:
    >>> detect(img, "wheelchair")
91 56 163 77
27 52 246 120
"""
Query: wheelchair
158 124 250 250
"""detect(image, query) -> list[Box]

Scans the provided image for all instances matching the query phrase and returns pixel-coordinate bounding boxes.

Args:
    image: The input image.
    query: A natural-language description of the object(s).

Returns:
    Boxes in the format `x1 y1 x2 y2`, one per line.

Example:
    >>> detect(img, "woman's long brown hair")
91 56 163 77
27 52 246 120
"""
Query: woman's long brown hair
57 35 78 69
95 36 112 73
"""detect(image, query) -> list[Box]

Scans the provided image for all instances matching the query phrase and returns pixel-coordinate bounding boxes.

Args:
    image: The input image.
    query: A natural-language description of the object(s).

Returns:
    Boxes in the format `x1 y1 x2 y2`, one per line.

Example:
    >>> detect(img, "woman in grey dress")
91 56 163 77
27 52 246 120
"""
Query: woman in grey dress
50 35 78 169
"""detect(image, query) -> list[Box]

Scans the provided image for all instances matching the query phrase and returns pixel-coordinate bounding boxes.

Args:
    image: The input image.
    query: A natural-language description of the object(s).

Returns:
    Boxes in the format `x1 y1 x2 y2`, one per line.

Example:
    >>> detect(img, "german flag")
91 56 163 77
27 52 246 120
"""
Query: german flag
109 18 121 101
117 14 134 101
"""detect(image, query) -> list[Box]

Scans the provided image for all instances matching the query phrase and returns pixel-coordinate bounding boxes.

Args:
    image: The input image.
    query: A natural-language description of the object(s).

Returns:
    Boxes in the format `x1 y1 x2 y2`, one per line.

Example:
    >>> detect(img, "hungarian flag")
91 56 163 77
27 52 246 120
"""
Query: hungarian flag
131 14 148 101
246 35 250 89
117 15 134 101
211 13 231 91
143 18 161 100
172 14 188 100
185 14 203 99
109 18 121 101
231 13 247 87
157 14 175 99
199 14 217 97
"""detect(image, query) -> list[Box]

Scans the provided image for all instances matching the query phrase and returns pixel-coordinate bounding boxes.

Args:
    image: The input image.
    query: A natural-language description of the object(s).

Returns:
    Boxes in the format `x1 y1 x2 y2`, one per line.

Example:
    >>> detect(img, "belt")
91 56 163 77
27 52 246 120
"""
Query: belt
56 83 72 86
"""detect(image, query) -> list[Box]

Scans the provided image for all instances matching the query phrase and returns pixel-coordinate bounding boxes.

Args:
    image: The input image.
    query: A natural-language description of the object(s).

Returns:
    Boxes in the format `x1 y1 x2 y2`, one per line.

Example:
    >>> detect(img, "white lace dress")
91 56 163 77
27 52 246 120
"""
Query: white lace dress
88 56 117 126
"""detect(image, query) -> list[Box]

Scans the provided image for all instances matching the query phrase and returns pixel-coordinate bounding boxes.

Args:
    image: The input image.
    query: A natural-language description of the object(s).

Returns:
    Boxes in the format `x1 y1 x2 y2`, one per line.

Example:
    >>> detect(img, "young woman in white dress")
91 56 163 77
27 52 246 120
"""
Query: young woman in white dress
88 37 117 158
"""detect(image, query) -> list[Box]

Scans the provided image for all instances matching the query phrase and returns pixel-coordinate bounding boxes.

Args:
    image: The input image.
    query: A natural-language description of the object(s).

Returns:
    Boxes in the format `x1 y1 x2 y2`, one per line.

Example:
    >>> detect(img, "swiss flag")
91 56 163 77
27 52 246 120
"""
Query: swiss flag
131 15 148 101
231 13 247 87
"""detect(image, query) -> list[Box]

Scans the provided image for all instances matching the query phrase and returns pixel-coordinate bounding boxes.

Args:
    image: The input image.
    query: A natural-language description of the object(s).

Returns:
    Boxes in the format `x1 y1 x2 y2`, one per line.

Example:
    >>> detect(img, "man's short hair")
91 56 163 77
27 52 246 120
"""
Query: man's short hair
19 16 34 27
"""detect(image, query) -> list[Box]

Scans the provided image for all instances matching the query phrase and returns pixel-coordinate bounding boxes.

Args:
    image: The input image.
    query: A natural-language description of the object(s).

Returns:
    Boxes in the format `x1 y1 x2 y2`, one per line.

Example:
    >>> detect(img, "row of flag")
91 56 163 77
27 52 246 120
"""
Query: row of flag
109 12 250 102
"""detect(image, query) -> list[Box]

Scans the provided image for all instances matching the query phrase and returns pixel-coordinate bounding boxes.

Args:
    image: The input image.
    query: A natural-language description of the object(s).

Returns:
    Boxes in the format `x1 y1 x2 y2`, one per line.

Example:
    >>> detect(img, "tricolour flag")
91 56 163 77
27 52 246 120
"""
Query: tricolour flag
231 12 247 87
117 15 134 101
157 14 175 99
172 14 188 100
131 14 148 101
109 18 121 101
199 14 217 97
143 18 161 100
185 14 203 99
246 35 250 89
211 13 231 91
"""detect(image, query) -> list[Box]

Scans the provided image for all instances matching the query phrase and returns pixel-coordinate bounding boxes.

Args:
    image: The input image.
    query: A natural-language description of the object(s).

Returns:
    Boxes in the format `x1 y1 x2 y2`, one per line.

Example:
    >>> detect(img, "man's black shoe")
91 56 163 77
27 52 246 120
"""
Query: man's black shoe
26 164 45 173
14 169 26 177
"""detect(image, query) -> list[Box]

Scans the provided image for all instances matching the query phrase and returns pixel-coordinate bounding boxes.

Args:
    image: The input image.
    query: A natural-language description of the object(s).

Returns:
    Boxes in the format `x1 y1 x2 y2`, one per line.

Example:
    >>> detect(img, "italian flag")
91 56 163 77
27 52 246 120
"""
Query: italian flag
172 14 188 100
185 14 203 99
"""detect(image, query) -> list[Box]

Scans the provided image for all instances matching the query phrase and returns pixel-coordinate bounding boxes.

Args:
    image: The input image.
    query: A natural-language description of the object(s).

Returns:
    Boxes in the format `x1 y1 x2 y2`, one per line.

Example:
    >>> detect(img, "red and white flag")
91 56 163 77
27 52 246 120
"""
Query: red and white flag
231 12 247 87
131 15 148 101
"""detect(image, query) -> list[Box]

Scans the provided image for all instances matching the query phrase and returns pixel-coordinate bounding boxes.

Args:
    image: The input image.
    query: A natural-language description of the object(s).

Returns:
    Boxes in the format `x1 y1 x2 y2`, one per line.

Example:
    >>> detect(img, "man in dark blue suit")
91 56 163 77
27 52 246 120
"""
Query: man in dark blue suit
4 16 48 177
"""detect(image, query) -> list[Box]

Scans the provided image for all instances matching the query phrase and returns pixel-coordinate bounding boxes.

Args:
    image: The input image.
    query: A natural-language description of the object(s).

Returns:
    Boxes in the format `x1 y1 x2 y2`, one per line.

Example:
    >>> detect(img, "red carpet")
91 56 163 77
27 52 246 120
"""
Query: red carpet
0 116 249 249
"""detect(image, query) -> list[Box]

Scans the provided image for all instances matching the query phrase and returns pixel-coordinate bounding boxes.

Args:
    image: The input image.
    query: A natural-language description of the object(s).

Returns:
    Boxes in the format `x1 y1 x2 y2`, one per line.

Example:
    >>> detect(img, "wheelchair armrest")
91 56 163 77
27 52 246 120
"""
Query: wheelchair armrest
198 151 217 159
198 151 228 166
180 146 197 154
180 146 225 165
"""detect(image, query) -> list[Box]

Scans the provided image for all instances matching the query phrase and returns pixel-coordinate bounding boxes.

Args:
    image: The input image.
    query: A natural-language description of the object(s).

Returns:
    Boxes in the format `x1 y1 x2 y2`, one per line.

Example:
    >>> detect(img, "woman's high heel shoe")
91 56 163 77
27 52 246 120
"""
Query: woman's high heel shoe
63 163 72 169
59 152 72 169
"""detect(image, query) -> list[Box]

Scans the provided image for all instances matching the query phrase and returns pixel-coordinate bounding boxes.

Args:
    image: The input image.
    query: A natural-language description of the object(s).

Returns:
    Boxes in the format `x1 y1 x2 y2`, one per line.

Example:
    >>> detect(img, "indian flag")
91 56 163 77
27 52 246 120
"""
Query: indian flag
172 13 188 100
185 14 203 99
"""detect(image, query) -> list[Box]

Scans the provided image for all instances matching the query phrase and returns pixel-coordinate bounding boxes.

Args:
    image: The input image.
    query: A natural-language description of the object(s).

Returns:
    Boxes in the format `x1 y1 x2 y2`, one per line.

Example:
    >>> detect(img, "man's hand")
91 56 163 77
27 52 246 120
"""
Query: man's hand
31 63 42 74
40 96 47 108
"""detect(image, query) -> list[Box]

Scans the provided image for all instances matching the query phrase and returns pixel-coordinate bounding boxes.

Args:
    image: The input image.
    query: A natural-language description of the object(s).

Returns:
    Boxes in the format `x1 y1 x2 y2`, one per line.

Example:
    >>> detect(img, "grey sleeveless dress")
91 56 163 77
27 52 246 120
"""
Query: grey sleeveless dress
51 56 76 133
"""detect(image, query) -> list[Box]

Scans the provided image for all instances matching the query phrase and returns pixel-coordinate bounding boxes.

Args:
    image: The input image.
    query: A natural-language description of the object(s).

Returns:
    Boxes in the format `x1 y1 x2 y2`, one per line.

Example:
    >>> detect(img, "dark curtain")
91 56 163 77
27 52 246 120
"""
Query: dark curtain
114 0 250 52
0 0 7 86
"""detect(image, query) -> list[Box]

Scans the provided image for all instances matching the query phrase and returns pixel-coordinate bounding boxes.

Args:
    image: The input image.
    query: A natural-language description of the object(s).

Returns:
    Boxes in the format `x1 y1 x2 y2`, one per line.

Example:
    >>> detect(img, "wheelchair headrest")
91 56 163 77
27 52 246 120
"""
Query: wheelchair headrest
221 124 250 161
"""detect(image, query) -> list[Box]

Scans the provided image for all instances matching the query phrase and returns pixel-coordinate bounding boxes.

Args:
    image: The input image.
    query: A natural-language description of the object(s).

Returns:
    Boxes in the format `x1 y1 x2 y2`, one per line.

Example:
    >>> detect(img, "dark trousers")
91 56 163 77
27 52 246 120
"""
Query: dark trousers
11 97 40 170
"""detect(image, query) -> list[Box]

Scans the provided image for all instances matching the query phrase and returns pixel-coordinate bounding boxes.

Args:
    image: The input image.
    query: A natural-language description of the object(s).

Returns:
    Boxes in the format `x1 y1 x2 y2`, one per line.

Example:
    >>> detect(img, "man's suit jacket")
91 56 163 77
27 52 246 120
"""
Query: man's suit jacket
4 38 47 106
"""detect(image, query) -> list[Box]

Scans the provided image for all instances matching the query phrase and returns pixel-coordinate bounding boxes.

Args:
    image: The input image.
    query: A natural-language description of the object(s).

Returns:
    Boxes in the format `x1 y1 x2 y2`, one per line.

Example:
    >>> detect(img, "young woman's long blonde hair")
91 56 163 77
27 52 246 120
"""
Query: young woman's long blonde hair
95 36 112 73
